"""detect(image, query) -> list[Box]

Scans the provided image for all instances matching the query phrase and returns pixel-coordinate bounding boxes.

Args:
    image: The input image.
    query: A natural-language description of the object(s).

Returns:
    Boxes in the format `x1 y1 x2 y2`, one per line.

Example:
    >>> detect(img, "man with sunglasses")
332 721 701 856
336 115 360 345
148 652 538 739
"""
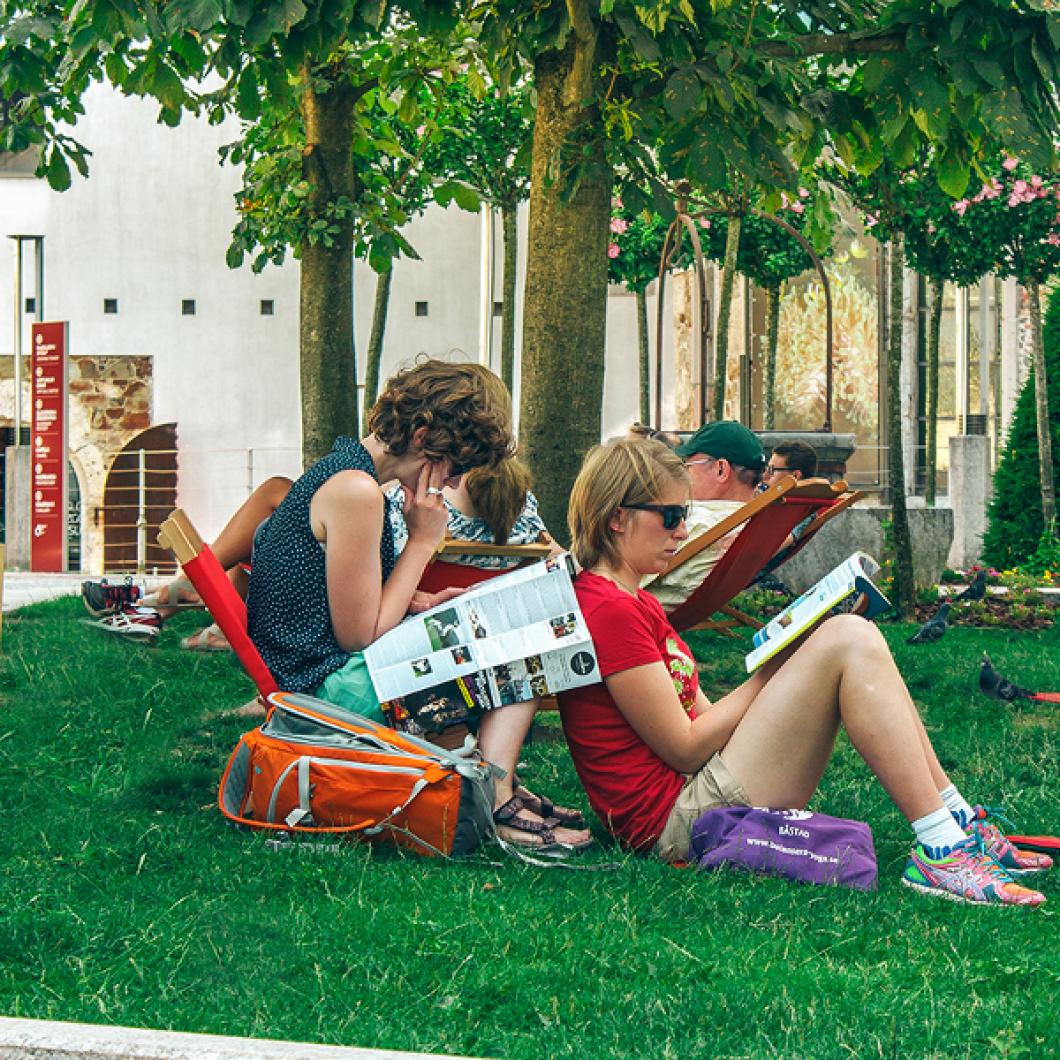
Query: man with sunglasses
643 421 766 611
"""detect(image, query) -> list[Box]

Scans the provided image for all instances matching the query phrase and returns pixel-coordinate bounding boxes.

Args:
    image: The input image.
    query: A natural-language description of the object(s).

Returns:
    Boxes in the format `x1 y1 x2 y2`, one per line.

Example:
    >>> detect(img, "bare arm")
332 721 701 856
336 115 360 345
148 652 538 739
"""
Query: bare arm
605 663 771 774
312 463 448 650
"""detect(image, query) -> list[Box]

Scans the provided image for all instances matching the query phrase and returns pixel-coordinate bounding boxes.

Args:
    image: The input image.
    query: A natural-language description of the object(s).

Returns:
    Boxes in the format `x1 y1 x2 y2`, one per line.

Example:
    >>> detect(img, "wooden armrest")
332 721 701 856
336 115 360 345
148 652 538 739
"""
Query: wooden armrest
434 540 553 560
787 477 849 500
157 509 205 566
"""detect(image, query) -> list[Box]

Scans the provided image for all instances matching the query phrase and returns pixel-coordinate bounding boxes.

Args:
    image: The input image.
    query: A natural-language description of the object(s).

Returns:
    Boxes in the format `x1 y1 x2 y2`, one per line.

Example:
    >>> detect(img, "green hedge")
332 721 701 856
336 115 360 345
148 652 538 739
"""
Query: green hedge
982 288 1060 570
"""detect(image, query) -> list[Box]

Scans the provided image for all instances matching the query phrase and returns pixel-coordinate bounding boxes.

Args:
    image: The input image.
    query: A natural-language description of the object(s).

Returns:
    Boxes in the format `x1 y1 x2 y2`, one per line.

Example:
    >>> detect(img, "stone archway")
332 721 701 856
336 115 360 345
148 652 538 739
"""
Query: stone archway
101 423 178 573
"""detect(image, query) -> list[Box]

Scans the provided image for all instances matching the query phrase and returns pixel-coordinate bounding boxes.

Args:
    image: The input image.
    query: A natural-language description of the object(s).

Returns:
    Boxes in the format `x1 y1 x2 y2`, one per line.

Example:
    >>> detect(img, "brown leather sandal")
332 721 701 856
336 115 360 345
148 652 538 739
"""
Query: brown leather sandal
513 784 588 829
493 797 593 852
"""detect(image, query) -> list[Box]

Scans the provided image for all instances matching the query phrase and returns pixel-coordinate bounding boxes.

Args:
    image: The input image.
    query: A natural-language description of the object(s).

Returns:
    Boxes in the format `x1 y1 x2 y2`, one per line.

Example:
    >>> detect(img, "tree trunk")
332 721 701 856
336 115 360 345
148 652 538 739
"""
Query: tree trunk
713 214 742 420
1027 279 1056 532
636 286 650 424
924 278 943 507
500 203 518 394
521 33 611 541
887 236 915 617
763 282 781 429
362 267 393 426
299 69 358 467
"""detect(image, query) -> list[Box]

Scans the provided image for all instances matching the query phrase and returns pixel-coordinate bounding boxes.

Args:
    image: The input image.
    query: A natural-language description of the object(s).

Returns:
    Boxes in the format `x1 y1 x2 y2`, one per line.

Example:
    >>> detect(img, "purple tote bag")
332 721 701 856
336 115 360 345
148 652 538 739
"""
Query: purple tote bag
689 806 877 891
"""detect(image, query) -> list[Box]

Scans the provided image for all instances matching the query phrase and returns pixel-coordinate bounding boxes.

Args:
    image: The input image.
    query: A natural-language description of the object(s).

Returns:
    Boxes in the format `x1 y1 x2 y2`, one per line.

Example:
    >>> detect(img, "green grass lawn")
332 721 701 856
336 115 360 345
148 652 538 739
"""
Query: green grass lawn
1 598 1057 1058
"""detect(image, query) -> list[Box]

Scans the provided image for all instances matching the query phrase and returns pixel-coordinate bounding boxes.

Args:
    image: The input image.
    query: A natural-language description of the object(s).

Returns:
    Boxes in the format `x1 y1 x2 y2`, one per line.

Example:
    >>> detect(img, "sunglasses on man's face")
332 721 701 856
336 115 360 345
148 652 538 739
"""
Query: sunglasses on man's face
764 464 790 476
621 503 690 530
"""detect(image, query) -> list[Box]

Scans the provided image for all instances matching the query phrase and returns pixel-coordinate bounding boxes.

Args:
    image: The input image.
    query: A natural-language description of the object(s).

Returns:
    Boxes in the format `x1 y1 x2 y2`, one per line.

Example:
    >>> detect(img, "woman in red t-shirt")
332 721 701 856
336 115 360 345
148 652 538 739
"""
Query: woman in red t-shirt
557 437 1048 907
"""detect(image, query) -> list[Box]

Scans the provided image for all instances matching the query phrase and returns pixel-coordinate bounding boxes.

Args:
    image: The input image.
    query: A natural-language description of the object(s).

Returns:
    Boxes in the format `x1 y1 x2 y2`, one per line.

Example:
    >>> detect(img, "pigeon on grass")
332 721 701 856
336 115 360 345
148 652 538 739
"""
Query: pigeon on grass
953 569 987 602
906 603 950 644
979 654 1060 704
979 654 1035 702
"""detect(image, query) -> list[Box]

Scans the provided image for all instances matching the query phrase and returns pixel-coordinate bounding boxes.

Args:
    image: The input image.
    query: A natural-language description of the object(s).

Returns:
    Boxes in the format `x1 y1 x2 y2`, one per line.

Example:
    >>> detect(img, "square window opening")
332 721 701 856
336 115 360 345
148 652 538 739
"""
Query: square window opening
260 299 274 316
415 301 429 317
182 299 196 315
103 298 118 314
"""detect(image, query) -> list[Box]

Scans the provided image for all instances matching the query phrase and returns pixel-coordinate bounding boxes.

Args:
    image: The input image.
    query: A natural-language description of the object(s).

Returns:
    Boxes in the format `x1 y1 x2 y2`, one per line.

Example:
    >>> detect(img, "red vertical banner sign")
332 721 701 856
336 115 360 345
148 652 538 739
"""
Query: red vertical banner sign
30 321 69 572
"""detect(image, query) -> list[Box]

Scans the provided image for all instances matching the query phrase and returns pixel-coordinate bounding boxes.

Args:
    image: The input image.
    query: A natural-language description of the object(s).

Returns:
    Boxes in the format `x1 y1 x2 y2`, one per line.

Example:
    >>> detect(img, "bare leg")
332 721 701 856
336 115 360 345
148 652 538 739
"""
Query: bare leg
212 475 293 570
478 700 591 847
719 615 945 824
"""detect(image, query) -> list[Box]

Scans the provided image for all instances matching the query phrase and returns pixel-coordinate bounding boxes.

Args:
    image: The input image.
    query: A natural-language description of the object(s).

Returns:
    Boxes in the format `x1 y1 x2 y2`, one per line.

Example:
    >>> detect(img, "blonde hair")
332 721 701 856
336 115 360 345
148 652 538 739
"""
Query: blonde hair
568 438 688 570
464 456 536 544
368 359 514 470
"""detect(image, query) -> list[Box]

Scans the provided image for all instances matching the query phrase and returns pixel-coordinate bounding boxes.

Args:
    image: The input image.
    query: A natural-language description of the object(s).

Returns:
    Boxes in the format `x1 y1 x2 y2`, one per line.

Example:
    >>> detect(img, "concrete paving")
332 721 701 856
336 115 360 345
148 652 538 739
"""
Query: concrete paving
1 572 169 613
0 1017 487 1059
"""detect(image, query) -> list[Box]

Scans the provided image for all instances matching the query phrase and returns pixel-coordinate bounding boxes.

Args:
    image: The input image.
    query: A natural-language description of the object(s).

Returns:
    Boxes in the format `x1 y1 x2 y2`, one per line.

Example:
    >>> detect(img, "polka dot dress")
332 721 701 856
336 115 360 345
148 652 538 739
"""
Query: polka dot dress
247 436 396 692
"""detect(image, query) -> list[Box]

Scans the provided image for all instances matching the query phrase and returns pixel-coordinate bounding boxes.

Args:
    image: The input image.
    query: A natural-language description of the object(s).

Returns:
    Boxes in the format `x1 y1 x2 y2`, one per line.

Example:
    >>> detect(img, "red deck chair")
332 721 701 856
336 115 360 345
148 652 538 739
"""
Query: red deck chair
655 477 860 635
157 509 279 705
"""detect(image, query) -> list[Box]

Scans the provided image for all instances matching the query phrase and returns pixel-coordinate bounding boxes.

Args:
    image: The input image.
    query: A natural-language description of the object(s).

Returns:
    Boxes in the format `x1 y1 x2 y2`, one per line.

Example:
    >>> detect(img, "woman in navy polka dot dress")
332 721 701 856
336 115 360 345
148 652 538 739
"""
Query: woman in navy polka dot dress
246 359 592 852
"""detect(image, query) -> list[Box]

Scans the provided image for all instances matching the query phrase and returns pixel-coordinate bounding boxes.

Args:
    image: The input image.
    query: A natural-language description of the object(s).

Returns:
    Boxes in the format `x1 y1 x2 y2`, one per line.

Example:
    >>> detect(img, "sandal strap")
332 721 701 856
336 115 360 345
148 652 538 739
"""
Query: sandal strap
513 784 586 828
493 798 559 844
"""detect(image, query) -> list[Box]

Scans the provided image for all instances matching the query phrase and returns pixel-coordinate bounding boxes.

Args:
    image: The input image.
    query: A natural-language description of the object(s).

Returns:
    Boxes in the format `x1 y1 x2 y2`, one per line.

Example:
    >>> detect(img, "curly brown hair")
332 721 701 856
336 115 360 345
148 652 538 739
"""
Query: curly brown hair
367 359 514 471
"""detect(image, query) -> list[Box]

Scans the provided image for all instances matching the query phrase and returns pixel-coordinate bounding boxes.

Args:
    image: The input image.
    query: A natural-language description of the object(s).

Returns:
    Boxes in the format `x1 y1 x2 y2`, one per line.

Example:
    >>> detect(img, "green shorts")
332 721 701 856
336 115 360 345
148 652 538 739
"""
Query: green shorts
316 651 386 724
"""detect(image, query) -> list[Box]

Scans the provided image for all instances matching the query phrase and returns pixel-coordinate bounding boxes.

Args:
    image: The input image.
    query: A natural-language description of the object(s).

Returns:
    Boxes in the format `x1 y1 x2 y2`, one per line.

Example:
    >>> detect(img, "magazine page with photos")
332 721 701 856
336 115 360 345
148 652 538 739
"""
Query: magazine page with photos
744 552 891 673
365 555 600 734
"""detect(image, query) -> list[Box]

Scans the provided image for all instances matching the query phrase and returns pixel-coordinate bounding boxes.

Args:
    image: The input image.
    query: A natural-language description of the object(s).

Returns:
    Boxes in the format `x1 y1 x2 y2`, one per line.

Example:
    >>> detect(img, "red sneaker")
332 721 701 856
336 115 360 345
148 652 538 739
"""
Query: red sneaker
81 578 142 618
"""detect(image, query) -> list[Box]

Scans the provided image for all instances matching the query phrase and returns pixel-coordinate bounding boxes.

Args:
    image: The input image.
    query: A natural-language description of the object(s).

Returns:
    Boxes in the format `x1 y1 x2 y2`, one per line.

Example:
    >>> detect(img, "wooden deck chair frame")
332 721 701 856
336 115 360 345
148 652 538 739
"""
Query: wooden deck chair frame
656 476 859 636
157 509 279 704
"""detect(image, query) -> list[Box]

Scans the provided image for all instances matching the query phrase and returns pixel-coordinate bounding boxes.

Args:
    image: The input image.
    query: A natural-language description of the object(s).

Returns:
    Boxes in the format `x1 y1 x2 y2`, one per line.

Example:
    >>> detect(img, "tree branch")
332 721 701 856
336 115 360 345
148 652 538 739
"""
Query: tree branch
757 31 904 58
564 0 599 109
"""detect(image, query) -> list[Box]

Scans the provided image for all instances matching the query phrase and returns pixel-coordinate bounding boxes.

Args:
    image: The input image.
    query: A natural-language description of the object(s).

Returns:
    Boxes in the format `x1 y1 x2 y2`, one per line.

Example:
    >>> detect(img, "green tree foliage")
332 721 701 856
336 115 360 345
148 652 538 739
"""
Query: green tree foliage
982 290 1060 570
476 0 1060 532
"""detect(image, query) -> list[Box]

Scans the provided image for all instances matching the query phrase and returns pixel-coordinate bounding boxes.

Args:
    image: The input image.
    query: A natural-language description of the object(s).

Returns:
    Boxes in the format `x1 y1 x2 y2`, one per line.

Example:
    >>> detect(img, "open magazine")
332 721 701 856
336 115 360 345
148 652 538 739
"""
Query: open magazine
745 552 891 673
364 555 599 735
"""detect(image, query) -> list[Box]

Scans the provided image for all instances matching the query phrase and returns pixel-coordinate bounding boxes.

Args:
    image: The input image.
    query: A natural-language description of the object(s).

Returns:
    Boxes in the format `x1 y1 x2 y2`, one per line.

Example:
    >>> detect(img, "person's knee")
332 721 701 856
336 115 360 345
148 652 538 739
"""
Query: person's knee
261 475 294 507
810 613 887 660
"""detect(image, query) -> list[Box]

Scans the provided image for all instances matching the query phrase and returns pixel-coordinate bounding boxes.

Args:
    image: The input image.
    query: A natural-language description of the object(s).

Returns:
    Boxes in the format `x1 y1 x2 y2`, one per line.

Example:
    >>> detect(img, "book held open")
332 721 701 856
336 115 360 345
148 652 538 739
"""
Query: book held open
745 552 891 673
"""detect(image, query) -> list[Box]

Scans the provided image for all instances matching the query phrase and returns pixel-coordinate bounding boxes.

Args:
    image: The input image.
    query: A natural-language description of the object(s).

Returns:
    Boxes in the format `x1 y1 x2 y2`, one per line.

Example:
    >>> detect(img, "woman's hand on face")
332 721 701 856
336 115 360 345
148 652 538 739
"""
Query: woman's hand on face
408 586 467 614
403 461 449 549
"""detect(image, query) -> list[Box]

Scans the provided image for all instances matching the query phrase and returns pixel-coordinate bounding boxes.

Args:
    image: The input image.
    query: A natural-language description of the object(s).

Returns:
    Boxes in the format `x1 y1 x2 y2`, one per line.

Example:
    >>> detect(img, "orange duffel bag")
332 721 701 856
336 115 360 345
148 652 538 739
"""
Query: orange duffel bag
218 691 496 857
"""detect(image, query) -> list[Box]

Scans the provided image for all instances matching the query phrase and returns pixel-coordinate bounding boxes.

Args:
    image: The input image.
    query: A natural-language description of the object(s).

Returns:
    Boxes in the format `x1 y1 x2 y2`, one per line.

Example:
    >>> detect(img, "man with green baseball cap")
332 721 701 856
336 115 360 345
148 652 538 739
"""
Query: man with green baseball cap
676 420 766 480
643 420 765 610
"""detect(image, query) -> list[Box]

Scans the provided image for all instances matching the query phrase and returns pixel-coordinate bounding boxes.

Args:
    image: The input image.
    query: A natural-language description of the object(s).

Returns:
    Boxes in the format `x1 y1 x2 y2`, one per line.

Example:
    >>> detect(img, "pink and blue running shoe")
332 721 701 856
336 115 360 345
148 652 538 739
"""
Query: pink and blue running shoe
965 805 1054 875
902 835 1045 907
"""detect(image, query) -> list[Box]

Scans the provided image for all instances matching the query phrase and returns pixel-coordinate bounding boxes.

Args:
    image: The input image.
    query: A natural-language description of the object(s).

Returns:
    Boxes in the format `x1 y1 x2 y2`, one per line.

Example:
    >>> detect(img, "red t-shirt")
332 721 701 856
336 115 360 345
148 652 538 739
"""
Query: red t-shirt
558 571 700 850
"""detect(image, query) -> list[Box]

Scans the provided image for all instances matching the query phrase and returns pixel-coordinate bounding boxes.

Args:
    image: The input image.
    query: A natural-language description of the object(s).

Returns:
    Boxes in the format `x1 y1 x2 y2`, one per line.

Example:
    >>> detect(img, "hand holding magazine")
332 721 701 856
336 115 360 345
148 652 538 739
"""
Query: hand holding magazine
364 555 600 735
745 552 891 673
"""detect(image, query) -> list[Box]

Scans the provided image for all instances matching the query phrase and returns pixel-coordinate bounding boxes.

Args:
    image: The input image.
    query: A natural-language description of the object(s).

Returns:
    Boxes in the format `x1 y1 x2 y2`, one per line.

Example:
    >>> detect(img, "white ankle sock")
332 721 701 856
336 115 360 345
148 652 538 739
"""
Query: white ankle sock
938 784 975 829
912 805 967 857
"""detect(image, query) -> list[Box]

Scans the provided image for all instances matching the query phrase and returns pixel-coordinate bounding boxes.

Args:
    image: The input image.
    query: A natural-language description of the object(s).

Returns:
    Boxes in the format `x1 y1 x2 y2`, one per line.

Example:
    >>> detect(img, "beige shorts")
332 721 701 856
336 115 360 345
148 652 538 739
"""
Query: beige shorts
655 753 750 862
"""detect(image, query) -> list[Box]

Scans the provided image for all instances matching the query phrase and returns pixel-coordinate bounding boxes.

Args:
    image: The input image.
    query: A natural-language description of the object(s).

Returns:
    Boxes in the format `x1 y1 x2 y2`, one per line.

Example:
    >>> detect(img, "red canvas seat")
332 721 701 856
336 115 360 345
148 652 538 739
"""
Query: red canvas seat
657 477 862 635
